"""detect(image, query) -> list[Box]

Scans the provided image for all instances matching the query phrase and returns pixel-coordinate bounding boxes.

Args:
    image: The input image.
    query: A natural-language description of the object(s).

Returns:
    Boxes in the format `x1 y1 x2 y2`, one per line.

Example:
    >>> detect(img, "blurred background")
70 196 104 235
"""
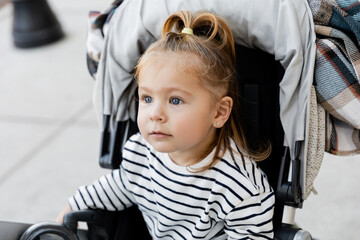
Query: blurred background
0 0 359 239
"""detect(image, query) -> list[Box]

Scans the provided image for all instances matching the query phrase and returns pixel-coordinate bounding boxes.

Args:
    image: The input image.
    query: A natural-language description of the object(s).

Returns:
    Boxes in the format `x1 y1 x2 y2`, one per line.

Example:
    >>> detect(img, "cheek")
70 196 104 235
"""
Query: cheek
137 109 147 133
172 116 192 132
174 110 211 136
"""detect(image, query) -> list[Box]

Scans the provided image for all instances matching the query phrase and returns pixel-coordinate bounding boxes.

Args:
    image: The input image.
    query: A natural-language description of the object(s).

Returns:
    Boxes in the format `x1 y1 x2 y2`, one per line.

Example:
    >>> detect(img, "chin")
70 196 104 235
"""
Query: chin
144 137 176 153
150 143 175 154
152 146 172 153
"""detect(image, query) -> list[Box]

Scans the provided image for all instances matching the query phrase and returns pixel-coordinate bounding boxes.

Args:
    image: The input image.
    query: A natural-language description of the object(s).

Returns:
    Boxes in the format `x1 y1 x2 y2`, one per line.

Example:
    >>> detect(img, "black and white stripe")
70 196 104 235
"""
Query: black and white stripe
69 133 275 239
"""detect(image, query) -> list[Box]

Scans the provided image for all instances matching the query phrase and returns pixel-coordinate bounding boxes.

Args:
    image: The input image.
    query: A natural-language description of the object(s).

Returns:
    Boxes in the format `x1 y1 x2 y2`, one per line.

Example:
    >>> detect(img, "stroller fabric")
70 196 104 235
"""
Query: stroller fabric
305 86 326 198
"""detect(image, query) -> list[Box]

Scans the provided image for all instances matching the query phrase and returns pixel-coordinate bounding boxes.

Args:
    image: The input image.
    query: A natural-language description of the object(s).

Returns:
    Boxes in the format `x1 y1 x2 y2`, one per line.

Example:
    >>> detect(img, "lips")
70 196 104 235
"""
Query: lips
149 131 171 138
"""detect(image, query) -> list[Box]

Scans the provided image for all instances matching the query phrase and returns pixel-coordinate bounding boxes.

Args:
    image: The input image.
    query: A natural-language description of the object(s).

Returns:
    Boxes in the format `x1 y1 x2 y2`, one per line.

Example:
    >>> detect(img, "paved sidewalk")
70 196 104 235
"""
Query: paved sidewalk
0 0 109 223
0 1 359 239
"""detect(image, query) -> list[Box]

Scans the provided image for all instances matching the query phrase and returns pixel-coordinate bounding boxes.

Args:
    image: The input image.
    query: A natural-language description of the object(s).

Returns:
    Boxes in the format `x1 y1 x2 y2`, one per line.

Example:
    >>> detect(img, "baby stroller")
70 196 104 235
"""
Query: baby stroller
5 0 335 239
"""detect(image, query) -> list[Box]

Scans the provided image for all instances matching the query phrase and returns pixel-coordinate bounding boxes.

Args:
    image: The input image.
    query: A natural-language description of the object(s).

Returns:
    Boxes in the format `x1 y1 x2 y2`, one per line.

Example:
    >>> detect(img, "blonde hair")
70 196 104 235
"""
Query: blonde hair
135 11 271 170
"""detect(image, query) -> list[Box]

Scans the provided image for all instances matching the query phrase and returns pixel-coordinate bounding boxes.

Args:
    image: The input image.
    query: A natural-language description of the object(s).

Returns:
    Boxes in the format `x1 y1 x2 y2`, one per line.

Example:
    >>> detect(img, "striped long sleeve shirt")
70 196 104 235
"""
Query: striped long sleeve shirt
69 133 275 239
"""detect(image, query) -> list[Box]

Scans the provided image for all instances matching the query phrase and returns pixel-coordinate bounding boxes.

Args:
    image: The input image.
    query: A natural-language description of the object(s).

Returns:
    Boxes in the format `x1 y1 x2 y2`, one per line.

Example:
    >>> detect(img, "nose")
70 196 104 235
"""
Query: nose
149 102 166 122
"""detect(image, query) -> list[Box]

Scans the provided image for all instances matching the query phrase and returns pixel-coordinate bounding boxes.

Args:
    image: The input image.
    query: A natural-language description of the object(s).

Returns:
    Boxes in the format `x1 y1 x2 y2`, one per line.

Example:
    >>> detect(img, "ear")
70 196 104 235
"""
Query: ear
213 96 233 128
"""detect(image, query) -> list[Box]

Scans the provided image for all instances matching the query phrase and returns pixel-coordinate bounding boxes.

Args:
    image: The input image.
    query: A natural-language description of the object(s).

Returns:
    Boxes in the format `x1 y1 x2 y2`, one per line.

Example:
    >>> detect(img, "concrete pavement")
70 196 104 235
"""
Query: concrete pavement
0 0 109 224
0 1 359 239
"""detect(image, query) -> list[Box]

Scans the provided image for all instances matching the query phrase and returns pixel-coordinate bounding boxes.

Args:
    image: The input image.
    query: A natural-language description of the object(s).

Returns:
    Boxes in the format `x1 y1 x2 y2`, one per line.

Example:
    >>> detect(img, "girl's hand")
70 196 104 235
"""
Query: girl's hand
56 204 72 224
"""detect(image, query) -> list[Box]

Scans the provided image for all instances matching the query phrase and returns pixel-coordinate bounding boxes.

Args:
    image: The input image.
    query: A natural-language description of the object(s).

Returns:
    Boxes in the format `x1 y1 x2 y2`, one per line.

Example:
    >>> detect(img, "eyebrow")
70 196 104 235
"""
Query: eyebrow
138 86 193 97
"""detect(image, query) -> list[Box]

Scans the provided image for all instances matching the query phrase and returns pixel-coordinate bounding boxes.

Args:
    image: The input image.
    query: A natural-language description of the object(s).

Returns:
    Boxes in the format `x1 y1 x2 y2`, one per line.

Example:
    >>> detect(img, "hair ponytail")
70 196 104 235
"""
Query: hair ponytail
161 11 235 63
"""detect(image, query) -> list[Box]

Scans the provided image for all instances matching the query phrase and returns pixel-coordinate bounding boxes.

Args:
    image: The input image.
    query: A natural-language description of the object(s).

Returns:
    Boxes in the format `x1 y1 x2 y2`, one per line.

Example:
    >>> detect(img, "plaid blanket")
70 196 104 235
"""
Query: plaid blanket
308 0 360 155
326 115 360 155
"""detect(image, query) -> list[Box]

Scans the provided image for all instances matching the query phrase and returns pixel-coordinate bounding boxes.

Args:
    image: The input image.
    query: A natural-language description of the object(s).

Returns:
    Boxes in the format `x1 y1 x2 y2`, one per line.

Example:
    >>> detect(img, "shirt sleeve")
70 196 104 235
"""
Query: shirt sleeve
224 192 275 240
68 166 135 211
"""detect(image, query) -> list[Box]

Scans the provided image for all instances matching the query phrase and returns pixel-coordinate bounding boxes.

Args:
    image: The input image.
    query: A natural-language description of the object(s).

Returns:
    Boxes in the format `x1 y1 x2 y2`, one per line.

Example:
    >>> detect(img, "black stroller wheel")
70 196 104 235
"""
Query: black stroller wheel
20 222 78 240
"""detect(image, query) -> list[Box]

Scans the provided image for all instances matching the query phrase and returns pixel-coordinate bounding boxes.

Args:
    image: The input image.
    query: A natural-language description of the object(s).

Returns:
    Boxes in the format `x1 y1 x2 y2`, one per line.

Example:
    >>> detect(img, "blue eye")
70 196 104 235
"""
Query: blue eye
144 96 152 103
170 97 183 105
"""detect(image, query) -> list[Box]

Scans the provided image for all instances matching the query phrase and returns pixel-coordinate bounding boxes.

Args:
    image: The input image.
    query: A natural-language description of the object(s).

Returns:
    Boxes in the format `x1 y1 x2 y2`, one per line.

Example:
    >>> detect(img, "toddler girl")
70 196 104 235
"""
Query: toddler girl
58 10 275 239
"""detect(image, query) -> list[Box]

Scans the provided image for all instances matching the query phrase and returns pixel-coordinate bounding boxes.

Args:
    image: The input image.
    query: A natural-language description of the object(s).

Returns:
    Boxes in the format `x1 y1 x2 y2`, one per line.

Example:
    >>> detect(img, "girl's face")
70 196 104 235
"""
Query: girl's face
137 55 219 166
